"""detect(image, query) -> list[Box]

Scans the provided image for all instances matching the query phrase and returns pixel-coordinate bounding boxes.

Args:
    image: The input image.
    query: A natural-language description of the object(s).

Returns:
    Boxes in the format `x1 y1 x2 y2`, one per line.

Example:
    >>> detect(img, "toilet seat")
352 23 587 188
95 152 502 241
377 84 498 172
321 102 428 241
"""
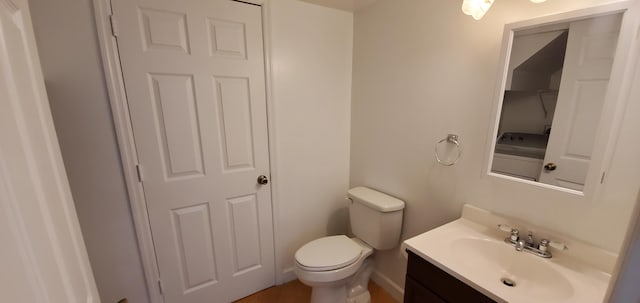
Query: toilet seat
294 236 374 286
295 235 362 271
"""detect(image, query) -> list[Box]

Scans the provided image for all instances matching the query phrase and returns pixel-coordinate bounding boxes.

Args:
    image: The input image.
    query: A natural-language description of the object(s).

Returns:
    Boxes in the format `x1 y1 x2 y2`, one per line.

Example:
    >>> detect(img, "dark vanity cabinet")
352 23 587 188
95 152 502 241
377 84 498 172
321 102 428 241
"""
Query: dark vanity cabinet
404 250 497 303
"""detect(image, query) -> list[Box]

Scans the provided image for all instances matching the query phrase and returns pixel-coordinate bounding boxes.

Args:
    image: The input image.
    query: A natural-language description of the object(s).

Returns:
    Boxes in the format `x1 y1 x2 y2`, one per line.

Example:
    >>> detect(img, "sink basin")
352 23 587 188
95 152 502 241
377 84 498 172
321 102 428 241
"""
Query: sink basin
450 238 574 301
403 205 614 303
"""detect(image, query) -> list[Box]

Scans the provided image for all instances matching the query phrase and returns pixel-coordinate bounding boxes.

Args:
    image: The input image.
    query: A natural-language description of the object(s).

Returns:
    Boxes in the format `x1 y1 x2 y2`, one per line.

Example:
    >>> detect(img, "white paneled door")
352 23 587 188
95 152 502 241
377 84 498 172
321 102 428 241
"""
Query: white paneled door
111 0 275 302
0 0 99 301
539 14 622 190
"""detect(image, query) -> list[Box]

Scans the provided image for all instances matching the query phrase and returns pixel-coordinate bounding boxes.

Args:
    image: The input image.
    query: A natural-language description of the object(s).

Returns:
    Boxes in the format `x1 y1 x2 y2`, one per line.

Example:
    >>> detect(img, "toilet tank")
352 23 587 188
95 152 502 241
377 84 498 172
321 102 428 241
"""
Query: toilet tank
348 187 405 250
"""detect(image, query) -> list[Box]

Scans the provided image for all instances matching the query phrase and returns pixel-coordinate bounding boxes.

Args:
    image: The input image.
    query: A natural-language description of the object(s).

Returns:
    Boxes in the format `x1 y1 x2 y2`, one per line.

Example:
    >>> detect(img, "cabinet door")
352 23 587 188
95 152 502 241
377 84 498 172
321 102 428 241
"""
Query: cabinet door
404 277 446 303
406 251 497 303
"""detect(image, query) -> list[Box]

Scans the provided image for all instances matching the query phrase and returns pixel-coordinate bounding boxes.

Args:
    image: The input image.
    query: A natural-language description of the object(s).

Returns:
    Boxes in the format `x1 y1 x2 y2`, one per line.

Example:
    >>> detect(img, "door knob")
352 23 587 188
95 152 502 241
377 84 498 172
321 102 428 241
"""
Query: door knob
257 175 269 185
544 163 557 171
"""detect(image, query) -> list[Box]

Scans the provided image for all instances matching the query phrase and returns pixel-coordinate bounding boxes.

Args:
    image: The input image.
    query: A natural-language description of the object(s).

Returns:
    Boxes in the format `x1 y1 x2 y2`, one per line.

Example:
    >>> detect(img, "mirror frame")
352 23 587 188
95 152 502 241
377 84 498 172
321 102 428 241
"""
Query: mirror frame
484 1 638 200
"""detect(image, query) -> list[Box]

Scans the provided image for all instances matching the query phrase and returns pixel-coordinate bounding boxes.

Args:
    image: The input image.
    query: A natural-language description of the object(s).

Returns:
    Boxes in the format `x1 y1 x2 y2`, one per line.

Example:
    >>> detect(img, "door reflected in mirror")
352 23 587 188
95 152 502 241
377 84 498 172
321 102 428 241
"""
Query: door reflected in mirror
490 12 623 192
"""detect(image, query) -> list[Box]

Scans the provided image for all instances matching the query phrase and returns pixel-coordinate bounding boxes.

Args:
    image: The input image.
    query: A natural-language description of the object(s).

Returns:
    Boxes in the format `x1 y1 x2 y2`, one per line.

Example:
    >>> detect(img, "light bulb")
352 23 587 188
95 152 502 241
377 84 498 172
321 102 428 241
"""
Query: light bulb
461 0 495 20
530 0 547 3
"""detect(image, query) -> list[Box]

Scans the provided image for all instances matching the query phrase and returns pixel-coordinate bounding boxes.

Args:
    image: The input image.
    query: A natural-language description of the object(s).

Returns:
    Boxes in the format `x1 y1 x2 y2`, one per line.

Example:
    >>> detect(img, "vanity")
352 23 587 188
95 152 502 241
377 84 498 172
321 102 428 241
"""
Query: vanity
402 204 616 303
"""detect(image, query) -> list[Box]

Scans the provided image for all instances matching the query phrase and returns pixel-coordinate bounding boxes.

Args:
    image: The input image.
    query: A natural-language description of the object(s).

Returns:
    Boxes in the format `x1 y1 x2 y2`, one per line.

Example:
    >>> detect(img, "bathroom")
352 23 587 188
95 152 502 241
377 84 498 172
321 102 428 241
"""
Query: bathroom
2 0 639 302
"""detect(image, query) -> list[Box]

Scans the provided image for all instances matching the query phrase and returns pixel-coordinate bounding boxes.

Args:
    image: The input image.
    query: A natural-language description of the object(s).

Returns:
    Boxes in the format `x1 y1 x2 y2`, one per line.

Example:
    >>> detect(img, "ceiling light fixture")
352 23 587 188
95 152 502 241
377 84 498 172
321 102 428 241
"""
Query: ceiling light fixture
461 0 495 20
462 0 547 20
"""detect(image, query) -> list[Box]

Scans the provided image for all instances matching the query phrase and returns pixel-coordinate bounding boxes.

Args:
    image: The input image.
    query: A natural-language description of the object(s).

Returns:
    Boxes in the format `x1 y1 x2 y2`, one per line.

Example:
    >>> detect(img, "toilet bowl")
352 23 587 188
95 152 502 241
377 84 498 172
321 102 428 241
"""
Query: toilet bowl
295 236 374 303
293 187 405 303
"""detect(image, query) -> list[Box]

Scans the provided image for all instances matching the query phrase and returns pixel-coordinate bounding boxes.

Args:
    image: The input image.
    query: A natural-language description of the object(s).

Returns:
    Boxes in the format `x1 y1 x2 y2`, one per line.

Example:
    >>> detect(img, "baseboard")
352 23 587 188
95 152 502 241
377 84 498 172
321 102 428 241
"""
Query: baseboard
371 270 404 302
277 266 297 285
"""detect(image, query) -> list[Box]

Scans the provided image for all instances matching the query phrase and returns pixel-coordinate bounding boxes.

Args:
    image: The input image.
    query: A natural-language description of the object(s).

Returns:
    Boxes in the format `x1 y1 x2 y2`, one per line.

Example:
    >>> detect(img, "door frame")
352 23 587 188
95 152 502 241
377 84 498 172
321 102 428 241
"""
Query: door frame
92 0 280 301
0 0 100 300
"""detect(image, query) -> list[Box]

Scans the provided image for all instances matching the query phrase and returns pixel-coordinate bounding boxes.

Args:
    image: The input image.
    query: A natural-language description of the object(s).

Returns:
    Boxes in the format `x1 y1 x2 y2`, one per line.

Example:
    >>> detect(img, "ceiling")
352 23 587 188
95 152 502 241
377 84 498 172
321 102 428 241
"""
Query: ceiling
299 0 378 12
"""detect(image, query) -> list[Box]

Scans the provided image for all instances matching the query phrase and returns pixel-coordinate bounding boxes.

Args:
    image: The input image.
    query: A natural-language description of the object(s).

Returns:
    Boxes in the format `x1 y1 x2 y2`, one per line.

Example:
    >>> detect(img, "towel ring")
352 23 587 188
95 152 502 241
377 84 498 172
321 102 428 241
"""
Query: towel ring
435 134 461 166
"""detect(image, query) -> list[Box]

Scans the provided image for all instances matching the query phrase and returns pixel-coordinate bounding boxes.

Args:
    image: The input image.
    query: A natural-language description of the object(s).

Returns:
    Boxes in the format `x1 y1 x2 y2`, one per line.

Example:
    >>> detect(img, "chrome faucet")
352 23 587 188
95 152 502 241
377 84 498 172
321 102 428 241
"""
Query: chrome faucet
498 225 559 258
526 231 535 247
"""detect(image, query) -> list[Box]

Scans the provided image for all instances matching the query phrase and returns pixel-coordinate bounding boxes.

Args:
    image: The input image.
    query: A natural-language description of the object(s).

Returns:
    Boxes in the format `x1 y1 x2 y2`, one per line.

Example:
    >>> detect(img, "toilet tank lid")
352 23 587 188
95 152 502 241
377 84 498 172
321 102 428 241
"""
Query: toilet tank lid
347 187 405 212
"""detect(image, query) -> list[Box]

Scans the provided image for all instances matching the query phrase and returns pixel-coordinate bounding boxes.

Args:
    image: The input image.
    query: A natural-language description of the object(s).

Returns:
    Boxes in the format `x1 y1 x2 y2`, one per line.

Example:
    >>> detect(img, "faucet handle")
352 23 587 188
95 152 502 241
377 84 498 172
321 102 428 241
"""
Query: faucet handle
498 224 519 233
539 239 550 252
498 224 512 232
549 240 567 250
497 224 520 241
510 229 520 242
539 239 567 251
498 224 520 243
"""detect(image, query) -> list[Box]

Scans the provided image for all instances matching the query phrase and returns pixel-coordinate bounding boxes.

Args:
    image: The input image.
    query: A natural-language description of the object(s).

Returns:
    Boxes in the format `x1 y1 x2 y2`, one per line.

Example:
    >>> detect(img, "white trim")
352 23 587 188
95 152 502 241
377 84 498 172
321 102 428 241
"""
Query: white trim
501 1 629 31
482 1 636 202
371 270 404 302
279 267 297 285
237 0 265 5
1 1 100 298
92 1 163 302
93 0 280 301
259 0 284 286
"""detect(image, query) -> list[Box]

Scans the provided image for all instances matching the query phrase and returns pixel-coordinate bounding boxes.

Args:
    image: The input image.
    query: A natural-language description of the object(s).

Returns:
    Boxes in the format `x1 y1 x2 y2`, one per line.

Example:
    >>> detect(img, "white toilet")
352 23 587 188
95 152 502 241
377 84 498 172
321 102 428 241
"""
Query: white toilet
294 187 405 303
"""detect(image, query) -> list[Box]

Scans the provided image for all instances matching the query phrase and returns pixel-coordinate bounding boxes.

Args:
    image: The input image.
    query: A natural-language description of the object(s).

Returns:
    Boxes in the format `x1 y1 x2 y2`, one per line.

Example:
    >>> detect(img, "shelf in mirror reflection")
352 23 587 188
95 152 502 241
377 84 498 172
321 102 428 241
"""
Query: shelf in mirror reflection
494 132 548 159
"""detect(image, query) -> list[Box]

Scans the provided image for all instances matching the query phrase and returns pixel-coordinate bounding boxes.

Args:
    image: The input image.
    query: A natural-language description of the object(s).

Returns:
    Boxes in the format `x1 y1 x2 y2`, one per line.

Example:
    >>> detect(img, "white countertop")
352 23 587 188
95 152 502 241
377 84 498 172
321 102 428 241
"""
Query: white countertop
402 205 615 303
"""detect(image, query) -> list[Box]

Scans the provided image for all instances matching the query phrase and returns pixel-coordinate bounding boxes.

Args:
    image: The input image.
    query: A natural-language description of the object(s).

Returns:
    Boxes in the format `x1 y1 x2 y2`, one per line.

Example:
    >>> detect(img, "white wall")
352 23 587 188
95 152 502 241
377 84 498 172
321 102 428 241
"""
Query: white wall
29 0 353 300
28 0 150 302
609 191 640 303
351 0 640 294
608 31 640 301
269 0 353 282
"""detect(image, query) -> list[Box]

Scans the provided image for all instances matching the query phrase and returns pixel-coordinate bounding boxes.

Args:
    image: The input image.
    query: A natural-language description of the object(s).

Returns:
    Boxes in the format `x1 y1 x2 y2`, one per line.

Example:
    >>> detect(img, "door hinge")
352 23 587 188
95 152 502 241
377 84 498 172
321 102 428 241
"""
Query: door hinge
135 164 143 182
109 14 119 37
600 171 606 184
157 279 164 295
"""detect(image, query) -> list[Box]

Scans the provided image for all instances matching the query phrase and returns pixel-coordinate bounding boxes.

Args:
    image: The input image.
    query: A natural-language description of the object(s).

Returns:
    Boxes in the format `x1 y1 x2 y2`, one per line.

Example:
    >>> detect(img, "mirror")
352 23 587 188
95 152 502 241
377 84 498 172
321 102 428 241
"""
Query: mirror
487 4 633 195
